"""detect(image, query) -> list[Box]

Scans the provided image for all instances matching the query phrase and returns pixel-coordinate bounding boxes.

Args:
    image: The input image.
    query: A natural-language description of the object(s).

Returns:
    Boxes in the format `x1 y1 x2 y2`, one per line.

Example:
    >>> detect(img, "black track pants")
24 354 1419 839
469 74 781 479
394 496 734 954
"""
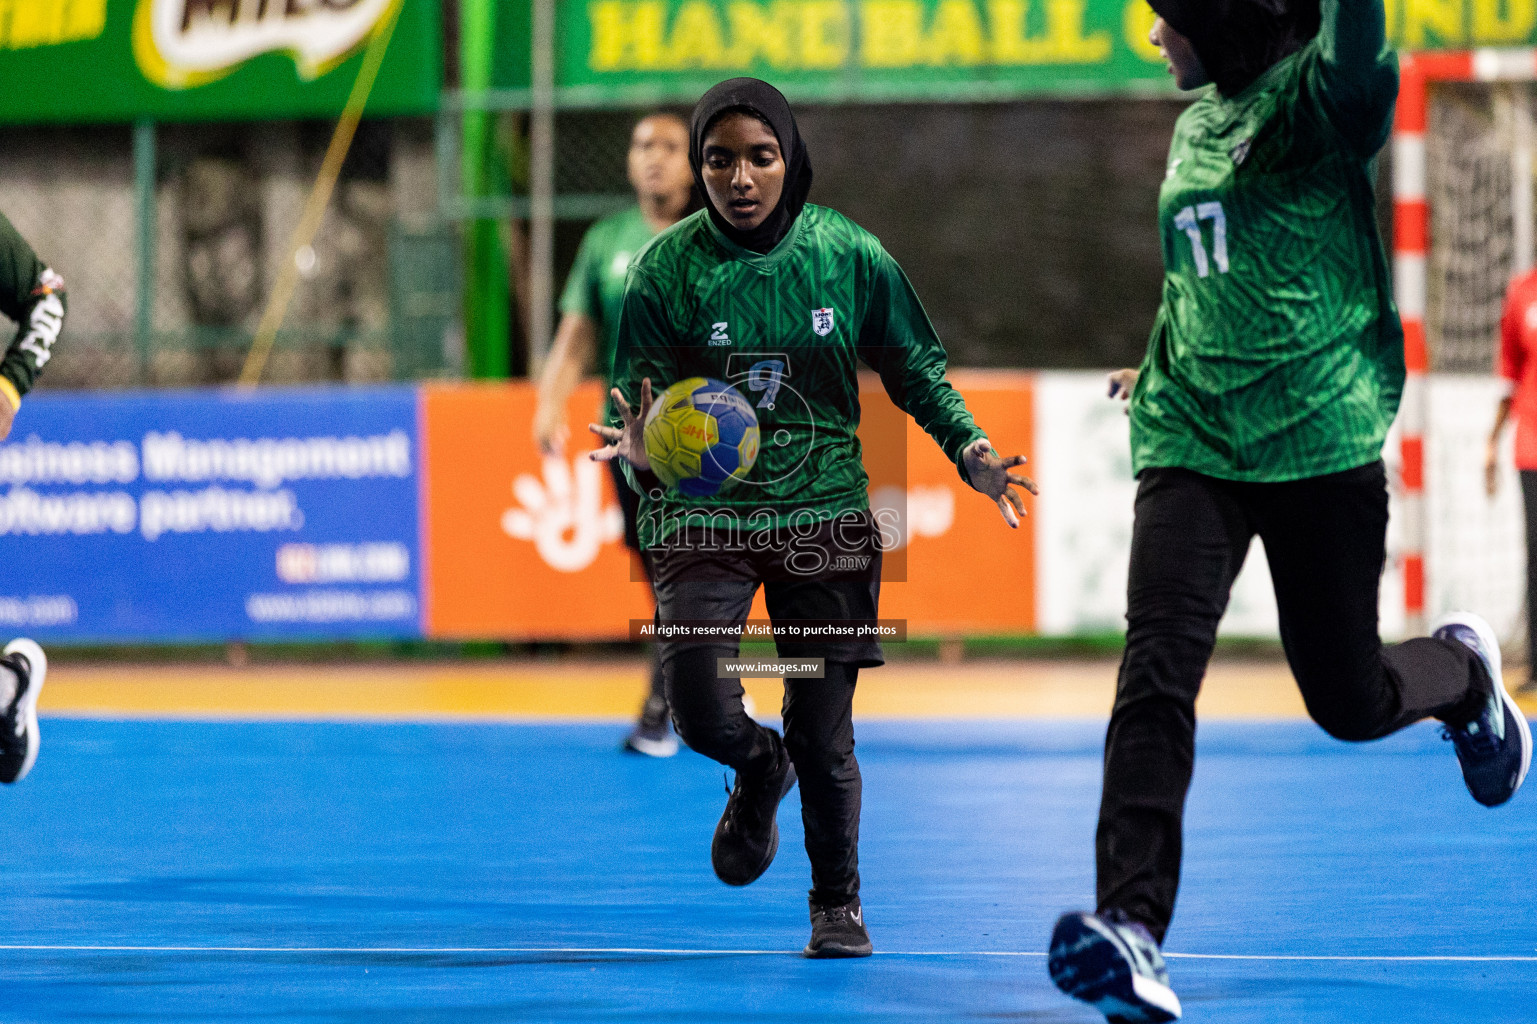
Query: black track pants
1097 462 1489 942
662 645 862 905
647 518 882 906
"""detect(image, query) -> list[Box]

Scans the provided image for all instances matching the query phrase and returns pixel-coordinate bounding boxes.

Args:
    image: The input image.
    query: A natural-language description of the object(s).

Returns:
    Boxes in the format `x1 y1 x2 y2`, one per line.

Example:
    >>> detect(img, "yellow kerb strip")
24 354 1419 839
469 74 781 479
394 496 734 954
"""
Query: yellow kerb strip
51 659 1523 722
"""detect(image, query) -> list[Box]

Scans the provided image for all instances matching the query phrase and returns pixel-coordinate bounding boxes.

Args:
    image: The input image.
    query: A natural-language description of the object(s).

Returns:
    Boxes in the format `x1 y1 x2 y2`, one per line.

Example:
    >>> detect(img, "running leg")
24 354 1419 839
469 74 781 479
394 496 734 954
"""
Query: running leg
1096 468 1251 941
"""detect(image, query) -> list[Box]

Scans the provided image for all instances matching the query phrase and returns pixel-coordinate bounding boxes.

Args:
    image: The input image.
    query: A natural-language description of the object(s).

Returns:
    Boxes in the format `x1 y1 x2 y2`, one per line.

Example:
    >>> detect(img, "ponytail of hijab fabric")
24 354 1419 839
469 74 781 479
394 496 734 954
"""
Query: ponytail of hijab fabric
689 77 814 253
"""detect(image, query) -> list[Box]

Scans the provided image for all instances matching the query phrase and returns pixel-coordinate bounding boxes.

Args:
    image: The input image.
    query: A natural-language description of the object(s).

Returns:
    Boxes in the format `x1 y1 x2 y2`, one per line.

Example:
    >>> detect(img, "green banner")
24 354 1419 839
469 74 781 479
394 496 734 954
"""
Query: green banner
538 0 1537 104
0 0 440 124
556 0 1175 101
1390 0 1537 48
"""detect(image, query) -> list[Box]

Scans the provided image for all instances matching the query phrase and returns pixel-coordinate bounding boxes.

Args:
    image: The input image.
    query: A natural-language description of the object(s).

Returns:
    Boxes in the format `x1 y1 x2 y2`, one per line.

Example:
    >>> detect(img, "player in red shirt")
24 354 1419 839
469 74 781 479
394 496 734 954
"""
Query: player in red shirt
1487 268 1537 691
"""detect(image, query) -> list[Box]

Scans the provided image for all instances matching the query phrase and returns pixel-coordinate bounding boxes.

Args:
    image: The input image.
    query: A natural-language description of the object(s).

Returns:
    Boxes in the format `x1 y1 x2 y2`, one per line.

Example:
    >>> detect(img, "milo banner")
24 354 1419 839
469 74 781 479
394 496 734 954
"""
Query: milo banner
0 0 440 123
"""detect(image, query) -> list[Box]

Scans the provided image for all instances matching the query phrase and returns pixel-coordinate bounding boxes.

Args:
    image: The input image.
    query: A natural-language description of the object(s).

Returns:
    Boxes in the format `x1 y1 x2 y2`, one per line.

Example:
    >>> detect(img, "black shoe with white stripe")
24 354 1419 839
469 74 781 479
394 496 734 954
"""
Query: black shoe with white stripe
0 639 45 785
1049 911 1181 1023
804 897 872 959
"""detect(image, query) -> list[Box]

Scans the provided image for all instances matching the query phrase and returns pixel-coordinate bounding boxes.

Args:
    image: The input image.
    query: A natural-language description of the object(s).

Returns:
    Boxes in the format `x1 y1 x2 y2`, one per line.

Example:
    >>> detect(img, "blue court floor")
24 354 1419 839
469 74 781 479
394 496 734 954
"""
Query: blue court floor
2 718 1535 1022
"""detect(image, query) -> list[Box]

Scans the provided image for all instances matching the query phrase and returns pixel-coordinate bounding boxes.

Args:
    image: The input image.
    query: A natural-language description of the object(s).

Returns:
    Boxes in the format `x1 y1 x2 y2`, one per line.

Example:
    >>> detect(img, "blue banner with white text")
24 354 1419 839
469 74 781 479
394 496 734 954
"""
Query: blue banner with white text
0 387 423 643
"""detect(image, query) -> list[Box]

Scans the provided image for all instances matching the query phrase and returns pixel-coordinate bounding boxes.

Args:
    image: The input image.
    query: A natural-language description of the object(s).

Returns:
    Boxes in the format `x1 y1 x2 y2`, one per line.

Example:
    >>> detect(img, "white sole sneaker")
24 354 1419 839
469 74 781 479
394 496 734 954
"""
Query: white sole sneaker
1432 611 1531 805
2 638 45 784
622 732 679 758
1049 912 1181 1023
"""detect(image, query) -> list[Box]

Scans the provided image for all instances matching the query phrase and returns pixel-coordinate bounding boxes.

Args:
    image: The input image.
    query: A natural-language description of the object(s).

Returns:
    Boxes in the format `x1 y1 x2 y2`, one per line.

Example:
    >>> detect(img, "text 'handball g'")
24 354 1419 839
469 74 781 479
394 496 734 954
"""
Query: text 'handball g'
642 377 761 498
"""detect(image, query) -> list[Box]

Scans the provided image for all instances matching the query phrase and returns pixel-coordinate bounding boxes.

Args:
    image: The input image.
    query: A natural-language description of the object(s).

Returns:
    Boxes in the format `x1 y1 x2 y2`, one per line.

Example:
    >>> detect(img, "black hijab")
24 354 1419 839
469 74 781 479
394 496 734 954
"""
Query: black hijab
1149 0 1319 96
689 78 813 253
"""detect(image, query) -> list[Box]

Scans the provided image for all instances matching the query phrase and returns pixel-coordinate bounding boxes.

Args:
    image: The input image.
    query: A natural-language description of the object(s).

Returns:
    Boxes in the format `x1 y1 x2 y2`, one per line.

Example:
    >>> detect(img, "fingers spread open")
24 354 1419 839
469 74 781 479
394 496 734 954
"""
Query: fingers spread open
611 388 634 426
996 494 1019 529
1005 488 1029 519
1007 473 1039 495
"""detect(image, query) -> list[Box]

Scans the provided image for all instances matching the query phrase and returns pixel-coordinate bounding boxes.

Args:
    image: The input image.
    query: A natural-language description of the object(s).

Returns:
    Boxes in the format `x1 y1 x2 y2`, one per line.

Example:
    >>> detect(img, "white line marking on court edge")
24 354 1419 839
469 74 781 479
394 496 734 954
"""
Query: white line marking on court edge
1 946 1536 962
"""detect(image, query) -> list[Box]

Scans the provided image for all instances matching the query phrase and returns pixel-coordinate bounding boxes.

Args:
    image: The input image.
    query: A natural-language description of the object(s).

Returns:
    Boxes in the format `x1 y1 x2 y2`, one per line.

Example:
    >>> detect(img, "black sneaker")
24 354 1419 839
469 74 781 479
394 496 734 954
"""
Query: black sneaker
711 740 796 886
0 639 46 785
621 695 678 758
1049 911 1181 1023
804 897 873 958
1434 612 1531 807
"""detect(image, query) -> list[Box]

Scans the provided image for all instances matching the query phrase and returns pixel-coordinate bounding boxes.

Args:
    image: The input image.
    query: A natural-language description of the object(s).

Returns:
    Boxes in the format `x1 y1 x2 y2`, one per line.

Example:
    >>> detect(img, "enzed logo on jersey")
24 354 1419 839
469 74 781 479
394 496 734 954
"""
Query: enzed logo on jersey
811 307 835 337
709 321 731 346
133 0 397 90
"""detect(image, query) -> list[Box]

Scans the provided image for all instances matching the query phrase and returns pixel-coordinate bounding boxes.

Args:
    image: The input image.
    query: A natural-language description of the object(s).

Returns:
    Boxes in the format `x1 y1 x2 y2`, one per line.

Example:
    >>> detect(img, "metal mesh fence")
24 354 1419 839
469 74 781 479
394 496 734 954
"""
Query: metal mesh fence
0 126 140 389
0 118 457 392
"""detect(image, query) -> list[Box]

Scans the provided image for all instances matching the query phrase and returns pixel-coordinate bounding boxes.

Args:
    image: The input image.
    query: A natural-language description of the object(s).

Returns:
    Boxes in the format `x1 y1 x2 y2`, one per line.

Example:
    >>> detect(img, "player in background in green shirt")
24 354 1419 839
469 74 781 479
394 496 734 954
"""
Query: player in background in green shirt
533 113 695 757
591 78 1034 958
0 213 64 789
1048 0 1529 1020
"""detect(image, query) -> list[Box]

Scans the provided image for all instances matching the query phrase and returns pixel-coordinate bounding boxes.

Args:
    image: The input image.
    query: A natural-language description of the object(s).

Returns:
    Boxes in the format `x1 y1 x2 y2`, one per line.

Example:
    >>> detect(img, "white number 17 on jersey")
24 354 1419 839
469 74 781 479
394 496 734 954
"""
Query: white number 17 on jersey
1174 201 1229 278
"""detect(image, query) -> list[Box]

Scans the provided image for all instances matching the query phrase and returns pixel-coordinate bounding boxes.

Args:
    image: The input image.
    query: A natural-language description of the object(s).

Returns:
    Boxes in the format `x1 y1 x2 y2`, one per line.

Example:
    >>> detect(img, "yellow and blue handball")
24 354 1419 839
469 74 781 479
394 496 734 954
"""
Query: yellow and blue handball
643 377 761 498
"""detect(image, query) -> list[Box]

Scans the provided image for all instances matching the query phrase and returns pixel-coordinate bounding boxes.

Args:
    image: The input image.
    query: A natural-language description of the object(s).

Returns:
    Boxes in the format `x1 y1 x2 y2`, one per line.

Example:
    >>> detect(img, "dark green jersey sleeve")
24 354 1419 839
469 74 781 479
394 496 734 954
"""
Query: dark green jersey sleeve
856 248 985 482
0 213 65 400
558 228 600 320
1306 0 1398 156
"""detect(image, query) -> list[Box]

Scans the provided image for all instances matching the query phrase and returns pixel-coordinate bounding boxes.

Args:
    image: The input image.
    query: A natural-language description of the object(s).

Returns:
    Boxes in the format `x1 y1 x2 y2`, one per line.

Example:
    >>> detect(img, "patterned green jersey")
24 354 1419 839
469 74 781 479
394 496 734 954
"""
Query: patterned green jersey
612 205 985 547
559 206 657 382
0 212 65 403
1130 0 1403 482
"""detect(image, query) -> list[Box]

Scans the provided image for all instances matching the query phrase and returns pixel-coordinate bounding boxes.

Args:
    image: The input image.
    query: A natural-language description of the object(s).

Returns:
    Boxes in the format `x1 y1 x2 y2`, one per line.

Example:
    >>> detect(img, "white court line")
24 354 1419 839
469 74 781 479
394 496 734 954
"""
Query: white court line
0 945 1534 962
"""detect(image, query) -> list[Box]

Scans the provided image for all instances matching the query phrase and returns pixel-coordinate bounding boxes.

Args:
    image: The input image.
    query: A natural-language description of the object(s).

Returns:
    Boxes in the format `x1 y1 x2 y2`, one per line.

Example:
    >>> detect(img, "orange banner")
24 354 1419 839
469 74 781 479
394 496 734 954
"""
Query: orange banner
420 372 1034 640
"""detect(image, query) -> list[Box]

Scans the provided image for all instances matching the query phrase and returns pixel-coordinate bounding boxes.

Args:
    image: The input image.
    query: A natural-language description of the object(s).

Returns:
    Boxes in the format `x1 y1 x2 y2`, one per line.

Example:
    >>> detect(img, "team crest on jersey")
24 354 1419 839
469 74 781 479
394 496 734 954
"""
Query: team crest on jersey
811 307 835 337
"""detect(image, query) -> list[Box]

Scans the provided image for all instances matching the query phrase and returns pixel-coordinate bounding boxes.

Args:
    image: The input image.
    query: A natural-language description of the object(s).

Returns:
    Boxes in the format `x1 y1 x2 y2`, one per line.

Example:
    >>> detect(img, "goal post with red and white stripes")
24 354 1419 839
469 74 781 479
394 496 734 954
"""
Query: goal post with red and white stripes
1393 51 1534 643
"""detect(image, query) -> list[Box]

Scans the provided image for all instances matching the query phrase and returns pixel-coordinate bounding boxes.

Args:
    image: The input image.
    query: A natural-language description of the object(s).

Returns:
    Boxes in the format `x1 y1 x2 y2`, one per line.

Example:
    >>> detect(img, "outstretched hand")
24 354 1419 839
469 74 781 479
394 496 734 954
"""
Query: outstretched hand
962 438 1037 529
588 378 654 471
1108 368 1138 414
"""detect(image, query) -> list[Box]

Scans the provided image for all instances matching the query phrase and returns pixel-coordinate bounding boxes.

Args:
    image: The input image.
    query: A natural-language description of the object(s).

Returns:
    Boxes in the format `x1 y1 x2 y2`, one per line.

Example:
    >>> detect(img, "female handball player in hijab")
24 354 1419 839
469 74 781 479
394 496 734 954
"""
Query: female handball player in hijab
591 77 1035 958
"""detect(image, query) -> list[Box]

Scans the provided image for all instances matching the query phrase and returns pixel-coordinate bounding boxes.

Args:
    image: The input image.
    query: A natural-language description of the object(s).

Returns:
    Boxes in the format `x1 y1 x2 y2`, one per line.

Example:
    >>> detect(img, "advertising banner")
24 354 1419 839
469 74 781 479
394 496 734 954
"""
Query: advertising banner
555 0 1173 102
538 0 1537 105
5 374 1506 645
0 386 423 642
0 0 440 124
420 374 1035 640
1030 371 1410 640
420 381 656 641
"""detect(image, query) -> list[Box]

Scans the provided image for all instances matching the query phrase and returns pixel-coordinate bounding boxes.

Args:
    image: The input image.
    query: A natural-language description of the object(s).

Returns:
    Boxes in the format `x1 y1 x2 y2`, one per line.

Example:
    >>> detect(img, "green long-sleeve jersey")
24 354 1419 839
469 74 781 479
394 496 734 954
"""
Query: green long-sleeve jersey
1129 0 1403 482
559 206 657 383
0 212 64 408
611 205 985 548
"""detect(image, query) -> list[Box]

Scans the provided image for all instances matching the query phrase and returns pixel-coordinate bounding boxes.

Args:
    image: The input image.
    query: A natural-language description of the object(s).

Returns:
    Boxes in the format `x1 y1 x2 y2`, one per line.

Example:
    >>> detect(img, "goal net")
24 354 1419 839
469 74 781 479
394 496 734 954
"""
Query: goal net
1423 78 1532 656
